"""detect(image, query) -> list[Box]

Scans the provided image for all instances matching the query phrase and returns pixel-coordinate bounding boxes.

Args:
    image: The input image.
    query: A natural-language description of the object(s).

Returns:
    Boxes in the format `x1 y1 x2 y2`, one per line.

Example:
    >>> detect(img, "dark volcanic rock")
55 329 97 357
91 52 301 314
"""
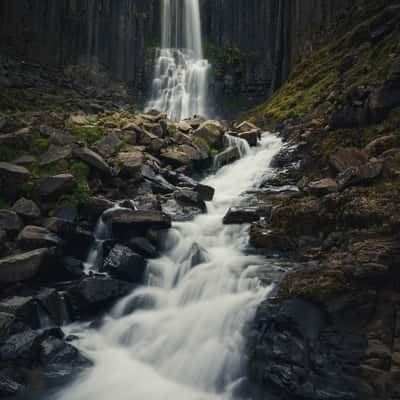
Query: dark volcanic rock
103 244 147 283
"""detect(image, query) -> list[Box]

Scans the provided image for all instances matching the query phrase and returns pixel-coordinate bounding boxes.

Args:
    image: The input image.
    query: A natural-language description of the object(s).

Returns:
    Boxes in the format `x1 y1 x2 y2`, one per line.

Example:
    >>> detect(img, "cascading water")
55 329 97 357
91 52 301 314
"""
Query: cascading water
145 0 210 120
49 133 282 400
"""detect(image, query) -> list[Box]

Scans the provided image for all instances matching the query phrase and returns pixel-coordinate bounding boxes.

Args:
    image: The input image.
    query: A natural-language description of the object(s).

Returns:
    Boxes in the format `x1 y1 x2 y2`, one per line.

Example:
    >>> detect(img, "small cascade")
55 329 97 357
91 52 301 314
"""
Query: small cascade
213 134 252 170
145 0 211 120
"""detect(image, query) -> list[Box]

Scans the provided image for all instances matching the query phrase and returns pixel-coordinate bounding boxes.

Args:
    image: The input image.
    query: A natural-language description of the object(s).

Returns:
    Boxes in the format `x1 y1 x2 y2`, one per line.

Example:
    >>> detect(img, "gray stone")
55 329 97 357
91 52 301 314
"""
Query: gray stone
33 174 77 201
103 244 146 283
117 151 144 177
12 198 41 219
104 208 171 230
73 147 110 174
194 120 224 148
0 162 30 181
40 144 71 166
93 133 122 158
17 225 63 251
0 248 48 283
329 147 368 173
0 210 23 235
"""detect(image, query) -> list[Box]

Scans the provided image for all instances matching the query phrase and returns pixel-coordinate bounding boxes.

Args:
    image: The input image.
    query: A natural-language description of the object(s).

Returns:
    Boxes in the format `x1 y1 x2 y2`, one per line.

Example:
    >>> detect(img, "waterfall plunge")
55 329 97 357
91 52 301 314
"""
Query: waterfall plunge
145 0 210 121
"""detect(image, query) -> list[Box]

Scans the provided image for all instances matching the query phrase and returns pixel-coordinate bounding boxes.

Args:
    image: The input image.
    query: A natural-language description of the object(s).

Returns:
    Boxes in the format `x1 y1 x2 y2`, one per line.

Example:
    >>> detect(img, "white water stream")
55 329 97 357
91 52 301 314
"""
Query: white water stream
145 0 210 120
55 133 282 400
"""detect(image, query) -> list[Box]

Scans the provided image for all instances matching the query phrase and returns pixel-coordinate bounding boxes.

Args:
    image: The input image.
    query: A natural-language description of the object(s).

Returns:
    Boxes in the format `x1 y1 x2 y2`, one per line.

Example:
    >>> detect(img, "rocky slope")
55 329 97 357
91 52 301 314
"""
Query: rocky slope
0 54 263 396
246 1 400 399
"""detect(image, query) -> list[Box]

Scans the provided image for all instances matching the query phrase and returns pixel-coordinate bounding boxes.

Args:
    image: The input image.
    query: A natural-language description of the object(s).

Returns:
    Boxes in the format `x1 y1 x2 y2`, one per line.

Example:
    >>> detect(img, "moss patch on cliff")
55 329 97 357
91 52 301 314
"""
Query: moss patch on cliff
250 2 400 124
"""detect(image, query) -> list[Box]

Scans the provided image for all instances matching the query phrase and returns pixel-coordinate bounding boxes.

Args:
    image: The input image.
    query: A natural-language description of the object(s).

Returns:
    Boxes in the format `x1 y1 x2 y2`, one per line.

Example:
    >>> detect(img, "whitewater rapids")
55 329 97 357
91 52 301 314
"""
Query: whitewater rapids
54 133 282 400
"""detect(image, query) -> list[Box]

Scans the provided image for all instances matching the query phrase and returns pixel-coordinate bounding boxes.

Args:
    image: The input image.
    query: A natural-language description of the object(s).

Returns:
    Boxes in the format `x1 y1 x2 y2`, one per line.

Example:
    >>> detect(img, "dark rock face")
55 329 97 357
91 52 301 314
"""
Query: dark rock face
248 296 369 400
0 0 351 115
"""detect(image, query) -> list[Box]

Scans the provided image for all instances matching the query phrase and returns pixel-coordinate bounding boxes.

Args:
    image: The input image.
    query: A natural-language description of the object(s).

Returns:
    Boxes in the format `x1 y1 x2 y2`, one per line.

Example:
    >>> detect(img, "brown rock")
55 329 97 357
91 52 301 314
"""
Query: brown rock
329 147 368 173
365 135 400 157
117 151 144 177
73 147 110 174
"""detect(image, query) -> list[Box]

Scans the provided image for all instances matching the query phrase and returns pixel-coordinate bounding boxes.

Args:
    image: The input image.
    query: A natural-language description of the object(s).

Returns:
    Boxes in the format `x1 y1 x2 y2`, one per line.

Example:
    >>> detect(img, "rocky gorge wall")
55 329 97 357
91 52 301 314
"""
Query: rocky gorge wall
0 0 351 115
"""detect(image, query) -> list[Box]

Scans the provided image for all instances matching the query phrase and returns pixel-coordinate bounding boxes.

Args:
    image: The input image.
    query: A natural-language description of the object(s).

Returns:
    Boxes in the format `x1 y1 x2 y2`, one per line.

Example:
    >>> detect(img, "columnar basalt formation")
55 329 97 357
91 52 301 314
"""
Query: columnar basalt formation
0 0 351 115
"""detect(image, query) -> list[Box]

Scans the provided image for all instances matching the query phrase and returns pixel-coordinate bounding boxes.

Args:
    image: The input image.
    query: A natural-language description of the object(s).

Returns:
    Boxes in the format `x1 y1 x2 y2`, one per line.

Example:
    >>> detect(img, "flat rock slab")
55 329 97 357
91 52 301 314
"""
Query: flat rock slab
40 145 72 166
73 147 110 174
104 208 171 230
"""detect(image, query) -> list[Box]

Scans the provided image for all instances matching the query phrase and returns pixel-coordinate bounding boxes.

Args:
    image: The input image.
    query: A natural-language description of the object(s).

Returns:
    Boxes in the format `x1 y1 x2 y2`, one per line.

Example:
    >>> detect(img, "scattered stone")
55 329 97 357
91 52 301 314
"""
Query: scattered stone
12 198 41 219
0 248 48 283
337 160 383 189
93 133 122 158
161 144 203 167
177 120 192 133
103 244 146 283
73 147 110 174
32 174 77 201
40 145 71 166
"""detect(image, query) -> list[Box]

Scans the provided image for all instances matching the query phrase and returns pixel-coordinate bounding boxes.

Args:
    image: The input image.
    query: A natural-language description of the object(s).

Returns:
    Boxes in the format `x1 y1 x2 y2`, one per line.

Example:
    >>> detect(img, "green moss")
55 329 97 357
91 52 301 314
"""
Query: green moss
70 125 106 146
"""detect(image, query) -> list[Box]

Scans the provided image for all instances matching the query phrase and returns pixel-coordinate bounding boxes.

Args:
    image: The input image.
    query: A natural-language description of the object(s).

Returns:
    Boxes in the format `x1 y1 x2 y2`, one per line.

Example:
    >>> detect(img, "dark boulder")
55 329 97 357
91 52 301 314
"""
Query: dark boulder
32 174 77 201
127 237 158 258
223 206 272 225
103 244 147 283
93 133 122 158
12 198 41 219
0 248 48 284
64 277 134 317
0 210 23 236
17 225 63 251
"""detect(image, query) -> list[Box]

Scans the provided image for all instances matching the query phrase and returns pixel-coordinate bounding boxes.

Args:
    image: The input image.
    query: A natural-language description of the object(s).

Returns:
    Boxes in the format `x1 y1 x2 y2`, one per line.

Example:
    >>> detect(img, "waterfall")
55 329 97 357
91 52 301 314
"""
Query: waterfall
145 0 211 121
49 133 282 400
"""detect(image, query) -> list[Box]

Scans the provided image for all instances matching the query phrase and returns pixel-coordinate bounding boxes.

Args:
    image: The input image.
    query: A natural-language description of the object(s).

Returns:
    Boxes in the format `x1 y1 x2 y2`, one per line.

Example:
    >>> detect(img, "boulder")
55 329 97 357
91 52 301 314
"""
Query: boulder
329 147 368 173
337 160 383 190
83 196 114 220
65 277 134 317
0 162 30 182
12 198 41 219
0 210 23 235
139 130 165 153
306 178 338 196
238 129 260 146
17 225 63 251
0 248 48 283
236 121 259 132
117 151 144 177
103 244 146 283
177 120 192 133
0 129 32 149
0 296 39 329
126 237 158 258
223 206 271 225
161 144 204 167
104 208 171 231
194 120 224 148
40 145 71 166
93 133 122 158
39 126 73 146
0 162 30 199
13 155 36 166
174 189 206 211
365 135 400 157
73 147 110 174
0 329 42 362
39 336 89 367
0 312 27 343
32 174 77 201
214 147 240 168
369 83 400 122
